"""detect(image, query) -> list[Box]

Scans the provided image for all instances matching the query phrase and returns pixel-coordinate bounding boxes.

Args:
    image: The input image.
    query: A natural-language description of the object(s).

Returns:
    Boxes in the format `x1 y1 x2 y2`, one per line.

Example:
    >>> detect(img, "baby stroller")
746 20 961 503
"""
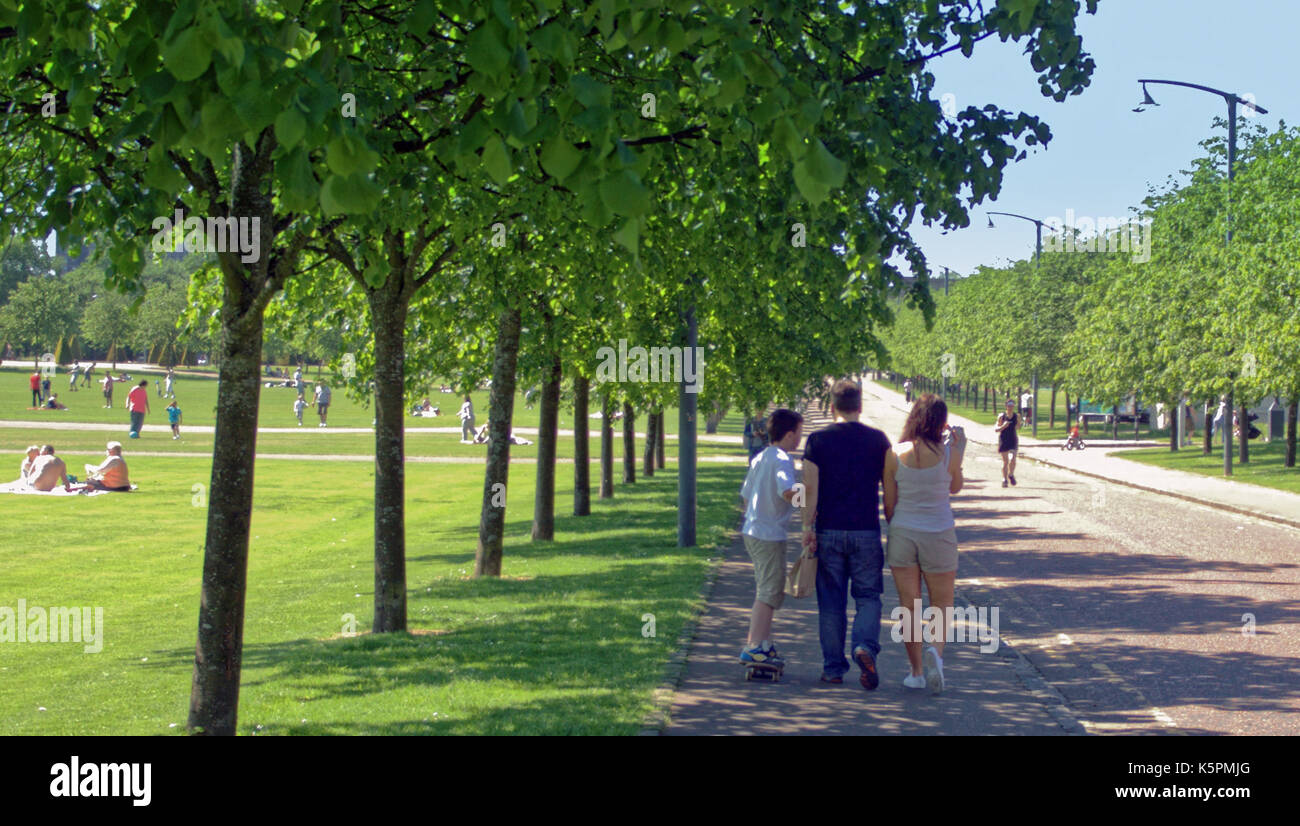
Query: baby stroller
1062 426 1085 451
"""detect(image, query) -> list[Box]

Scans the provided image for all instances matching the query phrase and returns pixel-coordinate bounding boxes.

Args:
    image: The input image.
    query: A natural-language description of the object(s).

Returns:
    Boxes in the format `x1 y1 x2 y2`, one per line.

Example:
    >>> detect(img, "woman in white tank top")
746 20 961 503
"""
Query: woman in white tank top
882 394 965 693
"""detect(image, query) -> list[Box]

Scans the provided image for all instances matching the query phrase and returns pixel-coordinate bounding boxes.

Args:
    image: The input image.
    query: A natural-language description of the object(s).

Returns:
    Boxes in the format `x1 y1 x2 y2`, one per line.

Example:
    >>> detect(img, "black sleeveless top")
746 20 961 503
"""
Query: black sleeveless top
997 412 1019 452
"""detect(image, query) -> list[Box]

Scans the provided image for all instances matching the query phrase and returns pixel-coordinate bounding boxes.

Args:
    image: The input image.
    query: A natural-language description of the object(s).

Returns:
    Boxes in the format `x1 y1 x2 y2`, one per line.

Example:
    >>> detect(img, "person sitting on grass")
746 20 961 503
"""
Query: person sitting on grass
27 446 71 492
19 445 40 481
74 442 131 492
167 400 183 440
737 408 804 672
43 393 67 410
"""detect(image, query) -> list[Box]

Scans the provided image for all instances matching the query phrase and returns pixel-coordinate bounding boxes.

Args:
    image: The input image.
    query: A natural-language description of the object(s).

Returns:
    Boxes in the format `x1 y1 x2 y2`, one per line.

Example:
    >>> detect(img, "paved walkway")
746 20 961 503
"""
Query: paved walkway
664 404 1077 735
865 380 1300 529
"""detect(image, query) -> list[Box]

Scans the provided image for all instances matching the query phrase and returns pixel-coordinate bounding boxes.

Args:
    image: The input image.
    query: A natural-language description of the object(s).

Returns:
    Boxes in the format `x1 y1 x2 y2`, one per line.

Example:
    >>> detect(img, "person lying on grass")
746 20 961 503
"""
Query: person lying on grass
472 422 533 446
68 442 131 492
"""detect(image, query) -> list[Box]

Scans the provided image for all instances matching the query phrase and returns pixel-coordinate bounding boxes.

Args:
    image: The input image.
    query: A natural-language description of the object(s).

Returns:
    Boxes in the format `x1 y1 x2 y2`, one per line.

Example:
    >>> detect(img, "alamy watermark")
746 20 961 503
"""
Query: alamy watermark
1043 209 1152 263
151 209 261 263
1 599 103 653
595 339 704 393
889 599 1000 653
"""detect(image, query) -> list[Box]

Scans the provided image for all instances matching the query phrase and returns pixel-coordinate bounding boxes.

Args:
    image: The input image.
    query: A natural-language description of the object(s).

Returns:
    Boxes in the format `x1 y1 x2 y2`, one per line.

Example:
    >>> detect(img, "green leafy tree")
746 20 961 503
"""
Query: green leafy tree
0 276 79 361
80 291 137 367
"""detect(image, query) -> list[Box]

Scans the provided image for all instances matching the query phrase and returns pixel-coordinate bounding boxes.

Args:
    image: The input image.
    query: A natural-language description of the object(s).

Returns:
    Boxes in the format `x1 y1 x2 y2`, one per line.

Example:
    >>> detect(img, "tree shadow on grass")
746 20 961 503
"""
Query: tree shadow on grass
409 463 743 556
145 559 711 734
143 466 747 735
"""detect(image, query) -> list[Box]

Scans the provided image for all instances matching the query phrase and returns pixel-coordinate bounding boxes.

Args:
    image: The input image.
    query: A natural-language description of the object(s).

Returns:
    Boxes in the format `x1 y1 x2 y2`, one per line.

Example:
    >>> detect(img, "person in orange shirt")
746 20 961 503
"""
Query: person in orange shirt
29 371 41 407
75 442 131 492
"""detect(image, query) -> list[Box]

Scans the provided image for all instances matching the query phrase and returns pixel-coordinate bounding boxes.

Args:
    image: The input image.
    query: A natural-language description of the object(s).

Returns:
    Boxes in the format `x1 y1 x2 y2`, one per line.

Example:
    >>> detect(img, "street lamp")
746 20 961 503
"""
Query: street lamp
986 210 1051 437
1134 78 1267 476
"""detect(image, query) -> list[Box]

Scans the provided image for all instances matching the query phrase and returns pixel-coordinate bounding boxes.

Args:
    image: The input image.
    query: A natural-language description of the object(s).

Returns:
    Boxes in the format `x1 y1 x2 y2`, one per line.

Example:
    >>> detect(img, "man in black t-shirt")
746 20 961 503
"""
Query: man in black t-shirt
801 379 892 689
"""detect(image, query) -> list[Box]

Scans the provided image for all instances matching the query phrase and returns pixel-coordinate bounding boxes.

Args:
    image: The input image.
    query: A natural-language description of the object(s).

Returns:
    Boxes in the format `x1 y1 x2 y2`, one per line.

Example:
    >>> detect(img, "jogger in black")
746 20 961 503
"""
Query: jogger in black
995 399 1019 487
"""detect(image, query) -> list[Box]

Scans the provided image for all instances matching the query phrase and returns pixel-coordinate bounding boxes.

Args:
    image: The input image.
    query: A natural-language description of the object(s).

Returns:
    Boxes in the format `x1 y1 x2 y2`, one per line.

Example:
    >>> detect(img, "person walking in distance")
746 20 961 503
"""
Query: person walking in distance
458 395 476 443
126 379 150 438
801 379 892 689
314 381 332 427
995 398 1019 487
882 394 965 693
164 367 175 399
69 362 80 393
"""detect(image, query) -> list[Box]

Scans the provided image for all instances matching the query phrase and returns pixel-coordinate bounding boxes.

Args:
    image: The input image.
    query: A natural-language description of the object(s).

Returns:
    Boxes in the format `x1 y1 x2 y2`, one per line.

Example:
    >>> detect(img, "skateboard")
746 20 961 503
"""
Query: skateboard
744 662 784 682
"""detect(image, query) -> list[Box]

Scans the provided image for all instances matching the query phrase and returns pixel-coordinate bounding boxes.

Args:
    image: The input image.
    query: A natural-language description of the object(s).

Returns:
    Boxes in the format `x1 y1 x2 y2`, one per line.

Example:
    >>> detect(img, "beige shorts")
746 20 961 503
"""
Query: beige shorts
886 524 958 573
743 535 787 609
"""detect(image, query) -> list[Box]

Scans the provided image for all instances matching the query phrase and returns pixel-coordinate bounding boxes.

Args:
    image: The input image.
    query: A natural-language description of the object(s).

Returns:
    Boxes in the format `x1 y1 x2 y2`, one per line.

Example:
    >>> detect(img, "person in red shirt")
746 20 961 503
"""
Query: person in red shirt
126 379 150 438
29 371 41 407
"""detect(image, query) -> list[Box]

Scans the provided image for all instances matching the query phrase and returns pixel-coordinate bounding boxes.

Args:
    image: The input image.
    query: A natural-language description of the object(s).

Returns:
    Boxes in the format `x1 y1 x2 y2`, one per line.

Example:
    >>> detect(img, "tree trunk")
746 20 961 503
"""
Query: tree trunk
1064 391 1071 429
622 402 636 484
678 302 698 547
1238 402 1249 464
369 285 408 633
656 409 665 469
1286 397 1297 468
1049 385 1057 429
599 391 614 499
705 406 722 434
983 385 988 412
573 374 591 516
1111 405 1119 440
474 307 522 577
1202 400 1212 455
188 270 266 736
531 347 561 541
643 405 657 476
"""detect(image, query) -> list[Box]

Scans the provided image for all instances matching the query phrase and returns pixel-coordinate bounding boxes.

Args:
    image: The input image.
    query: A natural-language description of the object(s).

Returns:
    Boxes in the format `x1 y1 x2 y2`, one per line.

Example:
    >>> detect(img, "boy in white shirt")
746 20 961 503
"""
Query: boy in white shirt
738 408 804 668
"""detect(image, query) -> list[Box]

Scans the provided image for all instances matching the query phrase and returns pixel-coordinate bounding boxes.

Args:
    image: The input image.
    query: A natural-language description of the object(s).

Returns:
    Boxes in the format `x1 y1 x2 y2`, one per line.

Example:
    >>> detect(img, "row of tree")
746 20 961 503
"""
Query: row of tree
879 118 1300 469
0 0 1098 733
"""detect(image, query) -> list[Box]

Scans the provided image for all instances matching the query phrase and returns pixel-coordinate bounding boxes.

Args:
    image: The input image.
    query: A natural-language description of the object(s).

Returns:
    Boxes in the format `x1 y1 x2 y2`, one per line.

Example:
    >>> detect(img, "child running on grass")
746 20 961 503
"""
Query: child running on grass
167 400 182 439
294 393 307 426
737 408 804 670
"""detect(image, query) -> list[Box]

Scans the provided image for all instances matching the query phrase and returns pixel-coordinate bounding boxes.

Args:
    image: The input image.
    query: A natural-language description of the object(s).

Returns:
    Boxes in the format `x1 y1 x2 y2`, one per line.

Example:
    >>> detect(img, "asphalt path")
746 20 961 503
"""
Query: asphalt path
664 389 1300 735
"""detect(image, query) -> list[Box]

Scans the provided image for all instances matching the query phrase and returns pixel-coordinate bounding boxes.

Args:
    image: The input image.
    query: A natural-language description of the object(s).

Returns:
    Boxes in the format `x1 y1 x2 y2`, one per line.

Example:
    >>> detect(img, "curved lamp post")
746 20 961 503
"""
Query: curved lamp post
986 210 1055 436
1135 78 1267 476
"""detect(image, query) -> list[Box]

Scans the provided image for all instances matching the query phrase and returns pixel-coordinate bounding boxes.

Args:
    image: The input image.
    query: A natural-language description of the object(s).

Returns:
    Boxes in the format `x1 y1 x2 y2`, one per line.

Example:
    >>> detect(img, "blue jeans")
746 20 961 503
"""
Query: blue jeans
815 529 885 677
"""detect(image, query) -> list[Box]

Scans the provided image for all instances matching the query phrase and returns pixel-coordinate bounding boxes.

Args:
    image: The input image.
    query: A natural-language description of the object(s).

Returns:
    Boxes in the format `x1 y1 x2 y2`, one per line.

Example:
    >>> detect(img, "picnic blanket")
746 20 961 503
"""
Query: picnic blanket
0 480 137 496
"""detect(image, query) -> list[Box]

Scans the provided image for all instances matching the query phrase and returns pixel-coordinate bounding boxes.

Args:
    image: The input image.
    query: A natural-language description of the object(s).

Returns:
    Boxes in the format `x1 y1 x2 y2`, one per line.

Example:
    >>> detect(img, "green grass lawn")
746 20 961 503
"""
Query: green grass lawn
0 425 746 464
1113 438 1300 495
0 455 743 735
2 366 687 435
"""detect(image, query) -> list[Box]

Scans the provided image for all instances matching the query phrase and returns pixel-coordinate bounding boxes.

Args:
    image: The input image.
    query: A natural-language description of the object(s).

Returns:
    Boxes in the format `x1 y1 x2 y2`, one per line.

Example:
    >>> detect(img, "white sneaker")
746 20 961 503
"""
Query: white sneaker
903 674 926 689
923 646 945 694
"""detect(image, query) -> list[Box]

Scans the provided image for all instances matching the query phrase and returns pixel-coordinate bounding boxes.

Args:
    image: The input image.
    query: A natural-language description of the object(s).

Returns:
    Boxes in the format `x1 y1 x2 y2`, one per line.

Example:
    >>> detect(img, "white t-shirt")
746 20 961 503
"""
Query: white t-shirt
1021 392 1032 408
741 445 797 541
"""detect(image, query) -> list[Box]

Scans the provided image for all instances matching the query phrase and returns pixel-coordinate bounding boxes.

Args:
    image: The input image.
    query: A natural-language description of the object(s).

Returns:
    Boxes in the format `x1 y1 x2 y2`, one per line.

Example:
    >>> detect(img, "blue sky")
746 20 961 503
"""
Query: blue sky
905 0 1295 278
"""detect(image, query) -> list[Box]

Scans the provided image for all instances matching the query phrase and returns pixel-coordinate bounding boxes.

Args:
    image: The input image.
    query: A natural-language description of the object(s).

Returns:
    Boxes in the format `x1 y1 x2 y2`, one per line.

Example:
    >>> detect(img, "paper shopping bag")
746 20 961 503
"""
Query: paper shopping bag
786 551 817 598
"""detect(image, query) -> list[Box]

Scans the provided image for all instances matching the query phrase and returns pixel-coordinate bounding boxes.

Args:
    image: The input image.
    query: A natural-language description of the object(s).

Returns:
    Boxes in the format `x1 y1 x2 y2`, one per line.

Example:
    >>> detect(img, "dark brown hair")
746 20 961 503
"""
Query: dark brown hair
901 394 947 447
831 379 861 413
768 408 803 442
